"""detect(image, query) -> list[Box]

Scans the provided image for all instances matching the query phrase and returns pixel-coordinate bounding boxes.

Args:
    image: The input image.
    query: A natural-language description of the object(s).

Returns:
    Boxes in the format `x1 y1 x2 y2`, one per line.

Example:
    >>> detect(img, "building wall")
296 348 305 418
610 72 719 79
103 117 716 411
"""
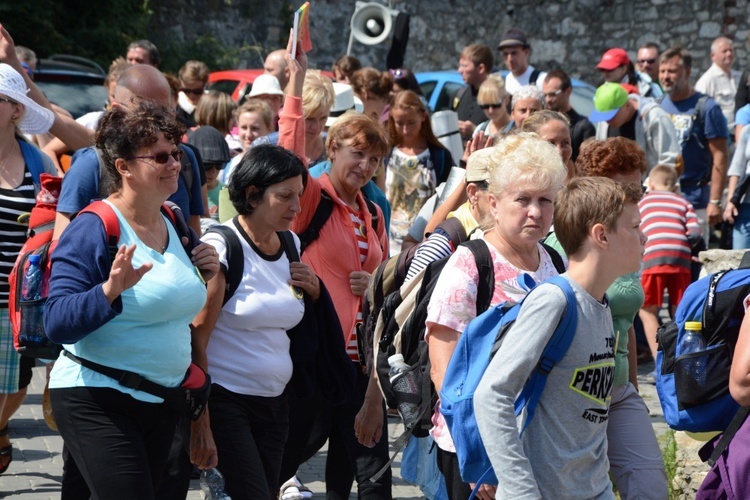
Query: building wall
149 0 749 84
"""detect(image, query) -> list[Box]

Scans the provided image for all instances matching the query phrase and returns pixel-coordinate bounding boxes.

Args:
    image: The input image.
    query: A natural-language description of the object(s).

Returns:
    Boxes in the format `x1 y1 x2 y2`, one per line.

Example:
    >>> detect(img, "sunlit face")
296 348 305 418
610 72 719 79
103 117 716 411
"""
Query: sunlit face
126 47 152 66
249 175 304 231
538 120 572 165
329 139 382 196
478 97 507 123
599 65 628 83
606 203 647 275
124 133 181 198
511 98 543 128
391 107 425 144
304 111 328 142
711 40 735 70
659 56 690 95
502 46 530 75
637 47 659 78
0 94 21 128
458 57 484 87
542 77 570 112
237 111 271 150
490 183 556 246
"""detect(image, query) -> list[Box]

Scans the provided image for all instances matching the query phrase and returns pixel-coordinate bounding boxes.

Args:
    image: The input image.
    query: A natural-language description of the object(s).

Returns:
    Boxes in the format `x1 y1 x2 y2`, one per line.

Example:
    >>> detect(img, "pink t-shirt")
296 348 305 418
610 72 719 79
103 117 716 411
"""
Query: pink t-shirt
425 232 563 452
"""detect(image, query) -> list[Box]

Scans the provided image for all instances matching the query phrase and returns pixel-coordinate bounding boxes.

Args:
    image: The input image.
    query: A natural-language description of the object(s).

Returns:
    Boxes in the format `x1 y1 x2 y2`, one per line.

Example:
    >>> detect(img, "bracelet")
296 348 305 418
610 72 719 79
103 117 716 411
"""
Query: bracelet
710 199 723 208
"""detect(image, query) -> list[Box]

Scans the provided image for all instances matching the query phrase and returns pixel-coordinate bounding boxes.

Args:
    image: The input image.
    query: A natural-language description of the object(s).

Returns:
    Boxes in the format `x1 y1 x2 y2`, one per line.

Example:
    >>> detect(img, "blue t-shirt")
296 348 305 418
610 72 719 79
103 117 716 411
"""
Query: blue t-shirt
58 145 204 216
308 160 391 232
736 104 750 127
660 92 728 208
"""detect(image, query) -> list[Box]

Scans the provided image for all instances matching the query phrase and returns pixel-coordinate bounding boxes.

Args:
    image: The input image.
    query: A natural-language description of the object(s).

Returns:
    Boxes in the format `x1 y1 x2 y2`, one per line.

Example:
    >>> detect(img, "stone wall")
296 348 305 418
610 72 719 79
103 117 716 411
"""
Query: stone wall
149 0 749 85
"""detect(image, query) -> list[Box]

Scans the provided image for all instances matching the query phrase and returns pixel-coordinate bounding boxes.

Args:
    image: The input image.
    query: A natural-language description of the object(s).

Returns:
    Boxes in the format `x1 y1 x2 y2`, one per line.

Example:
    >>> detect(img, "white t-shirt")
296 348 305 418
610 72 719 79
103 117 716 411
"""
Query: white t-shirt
76 111 103 131
504 65 547 96
202 220 305 397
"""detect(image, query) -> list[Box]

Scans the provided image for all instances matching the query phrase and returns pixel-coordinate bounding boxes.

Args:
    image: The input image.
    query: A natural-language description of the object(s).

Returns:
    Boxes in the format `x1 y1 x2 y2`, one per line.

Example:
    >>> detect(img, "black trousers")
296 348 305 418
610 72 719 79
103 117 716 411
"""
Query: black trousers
436 447 472 500
51 386 179 500
280 368 392 499
209 384 289 500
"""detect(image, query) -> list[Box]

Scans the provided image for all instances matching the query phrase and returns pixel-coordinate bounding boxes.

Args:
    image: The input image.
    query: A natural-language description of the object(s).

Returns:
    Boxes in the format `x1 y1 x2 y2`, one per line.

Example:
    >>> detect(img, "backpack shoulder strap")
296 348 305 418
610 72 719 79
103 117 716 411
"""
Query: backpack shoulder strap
463 239 495 315
161 201 199 254
179 143 197 202
529 68 542 86
18 139 44 187
298 192 335 254
693 94 709 133
279 230 300 263
364 197 382 237
541 243 566 274
78 201 122 265
453 85 469 110
435 217 468 249
515 275 578 433
204 222 244 306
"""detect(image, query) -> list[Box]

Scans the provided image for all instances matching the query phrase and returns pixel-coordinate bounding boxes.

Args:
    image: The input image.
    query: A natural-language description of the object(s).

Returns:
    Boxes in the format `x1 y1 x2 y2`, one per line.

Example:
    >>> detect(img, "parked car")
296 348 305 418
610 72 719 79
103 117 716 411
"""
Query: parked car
208 68 337 103
33 55 108 119
415 70 596 118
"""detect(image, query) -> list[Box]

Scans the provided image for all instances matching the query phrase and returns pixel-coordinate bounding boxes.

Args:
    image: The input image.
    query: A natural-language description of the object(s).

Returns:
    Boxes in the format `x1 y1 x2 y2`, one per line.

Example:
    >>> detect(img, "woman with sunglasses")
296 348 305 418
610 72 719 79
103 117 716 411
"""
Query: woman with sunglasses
473 75 511 138
44 101 219 499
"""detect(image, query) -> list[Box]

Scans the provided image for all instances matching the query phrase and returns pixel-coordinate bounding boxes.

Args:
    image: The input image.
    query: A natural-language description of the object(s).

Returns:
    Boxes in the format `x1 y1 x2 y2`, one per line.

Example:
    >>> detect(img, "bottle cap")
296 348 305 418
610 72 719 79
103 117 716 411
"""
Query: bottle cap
388 354 405 366
28 254 41 265
685 321 702 331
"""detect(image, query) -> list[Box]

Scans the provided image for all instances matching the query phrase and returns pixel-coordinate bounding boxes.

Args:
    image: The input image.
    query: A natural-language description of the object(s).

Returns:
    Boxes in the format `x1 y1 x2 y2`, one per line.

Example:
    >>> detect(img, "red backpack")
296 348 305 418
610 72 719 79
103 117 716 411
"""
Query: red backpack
10 194 195 359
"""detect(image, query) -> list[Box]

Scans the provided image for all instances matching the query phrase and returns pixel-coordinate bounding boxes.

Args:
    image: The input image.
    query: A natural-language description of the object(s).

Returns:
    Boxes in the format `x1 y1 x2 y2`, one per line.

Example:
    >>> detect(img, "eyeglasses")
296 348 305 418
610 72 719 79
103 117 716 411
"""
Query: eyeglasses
544 89 565 98
181 88 205 96
637 58 657 65
479 103 504 110
0 97 17 105
130 149 183 164
204 162 226 170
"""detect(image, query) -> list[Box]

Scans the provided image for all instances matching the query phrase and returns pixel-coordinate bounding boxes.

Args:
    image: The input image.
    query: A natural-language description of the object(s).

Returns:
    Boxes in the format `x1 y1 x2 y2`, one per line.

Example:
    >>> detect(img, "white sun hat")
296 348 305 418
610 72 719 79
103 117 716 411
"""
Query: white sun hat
0 63 54 134
249 74 284 97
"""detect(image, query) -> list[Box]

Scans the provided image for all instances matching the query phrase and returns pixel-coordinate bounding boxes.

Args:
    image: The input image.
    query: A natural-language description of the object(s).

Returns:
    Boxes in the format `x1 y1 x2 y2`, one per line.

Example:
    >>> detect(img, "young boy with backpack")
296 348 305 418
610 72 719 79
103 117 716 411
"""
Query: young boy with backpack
474 177 646 499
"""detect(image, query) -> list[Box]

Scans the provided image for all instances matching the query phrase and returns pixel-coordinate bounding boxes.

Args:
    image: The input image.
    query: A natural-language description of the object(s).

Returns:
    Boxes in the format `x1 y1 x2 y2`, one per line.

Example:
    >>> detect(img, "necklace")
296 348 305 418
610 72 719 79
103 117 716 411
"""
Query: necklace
133 215 166 253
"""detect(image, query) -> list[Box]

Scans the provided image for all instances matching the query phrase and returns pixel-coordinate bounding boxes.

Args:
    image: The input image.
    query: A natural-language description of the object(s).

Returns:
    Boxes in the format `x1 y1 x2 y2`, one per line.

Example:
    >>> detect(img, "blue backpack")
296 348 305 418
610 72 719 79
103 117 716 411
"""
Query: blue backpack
440 274 578 490
656 255 750 464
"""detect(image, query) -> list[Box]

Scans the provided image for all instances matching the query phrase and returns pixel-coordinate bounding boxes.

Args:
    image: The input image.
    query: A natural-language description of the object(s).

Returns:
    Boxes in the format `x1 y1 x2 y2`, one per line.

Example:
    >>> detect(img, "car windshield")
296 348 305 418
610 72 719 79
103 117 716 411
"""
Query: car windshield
36 80 107 119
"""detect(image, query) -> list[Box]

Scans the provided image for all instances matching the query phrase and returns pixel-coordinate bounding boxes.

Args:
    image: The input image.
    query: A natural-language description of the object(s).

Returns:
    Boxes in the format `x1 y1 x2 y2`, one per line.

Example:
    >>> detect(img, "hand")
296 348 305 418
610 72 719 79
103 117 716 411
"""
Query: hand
469 483 497 500
707 202 722 226
349 270 370 297
188 241 219 283
724 201 738 224
102 244 152 303
354 399 384 448
190 412 218 470
289 262 320 300
0 24 20 68
285 28 308 80
461 131 494 163
458 120 476 138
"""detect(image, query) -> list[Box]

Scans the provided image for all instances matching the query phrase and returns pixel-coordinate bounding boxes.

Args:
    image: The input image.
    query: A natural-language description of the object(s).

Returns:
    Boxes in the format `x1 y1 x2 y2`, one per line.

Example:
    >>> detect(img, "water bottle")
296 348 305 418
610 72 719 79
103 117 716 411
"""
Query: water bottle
20 254 46 346
388 354 420 428
679 321 706 386
200 468 231 499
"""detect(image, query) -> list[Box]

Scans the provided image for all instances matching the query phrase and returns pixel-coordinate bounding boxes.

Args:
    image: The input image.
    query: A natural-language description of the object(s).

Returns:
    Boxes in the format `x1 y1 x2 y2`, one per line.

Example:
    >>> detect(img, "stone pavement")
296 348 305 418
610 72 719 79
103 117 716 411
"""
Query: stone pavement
0 360 667 499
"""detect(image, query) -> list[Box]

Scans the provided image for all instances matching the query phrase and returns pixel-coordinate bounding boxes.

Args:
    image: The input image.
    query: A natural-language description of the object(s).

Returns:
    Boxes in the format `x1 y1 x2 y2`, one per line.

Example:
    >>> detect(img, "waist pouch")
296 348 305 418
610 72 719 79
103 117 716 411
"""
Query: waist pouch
62 350 211 421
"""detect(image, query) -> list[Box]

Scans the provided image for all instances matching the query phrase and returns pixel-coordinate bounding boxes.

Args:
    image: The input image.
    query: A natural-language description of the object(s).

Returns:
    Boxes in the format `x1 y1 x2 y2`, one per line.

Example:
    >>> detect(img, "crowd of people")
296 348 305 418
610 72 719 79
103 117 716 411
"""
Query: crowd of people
2 16 750 500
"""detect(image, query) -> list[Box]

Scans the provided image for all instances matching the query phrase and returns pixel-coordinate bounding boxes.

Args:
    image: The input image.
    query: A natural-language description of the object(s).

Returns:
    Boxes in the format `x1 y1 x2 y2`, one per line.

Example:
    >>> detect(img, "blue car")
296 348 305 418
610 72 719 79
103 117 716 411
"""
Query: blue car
416 70 596 118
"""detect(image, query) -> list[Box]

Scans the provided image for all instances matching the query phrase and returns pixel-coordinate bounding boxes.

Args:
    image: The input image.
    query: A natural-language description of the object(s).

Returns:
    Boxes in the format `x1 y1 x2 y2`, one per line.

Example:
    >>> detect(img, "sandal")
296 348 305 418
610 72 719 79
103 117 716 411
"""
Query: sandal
0 425 12 475
279 475 313 500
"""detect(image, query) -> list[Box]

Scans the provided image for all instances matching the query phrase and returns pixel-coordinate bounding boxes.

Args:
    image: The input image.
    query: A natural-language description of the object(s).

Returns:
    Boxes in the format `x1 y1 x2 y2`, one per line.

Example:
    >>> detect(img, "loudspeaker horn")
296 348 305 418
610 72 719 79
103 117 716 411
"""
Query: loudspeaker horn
348 2 398 53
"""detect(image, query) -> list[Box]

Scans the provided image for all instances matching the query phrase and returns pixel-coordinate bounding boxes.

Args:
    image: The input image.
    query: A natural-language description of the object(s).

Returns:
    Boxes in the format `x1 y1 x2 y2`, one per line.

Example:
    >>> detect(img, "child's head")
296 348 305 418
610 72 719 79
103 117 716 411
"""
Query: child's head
647 164 678 192
235 99 273 150
387 90 440 148
554 177 643 257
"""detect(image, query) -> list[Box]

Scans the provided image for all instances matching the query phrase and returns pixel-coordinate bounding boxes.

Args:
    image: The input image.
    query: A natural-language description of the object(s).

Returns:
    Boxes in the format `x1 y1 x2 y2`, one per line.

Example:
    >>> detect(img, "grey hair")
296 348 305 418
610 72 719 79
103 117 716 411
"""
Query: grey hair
511 85 545 110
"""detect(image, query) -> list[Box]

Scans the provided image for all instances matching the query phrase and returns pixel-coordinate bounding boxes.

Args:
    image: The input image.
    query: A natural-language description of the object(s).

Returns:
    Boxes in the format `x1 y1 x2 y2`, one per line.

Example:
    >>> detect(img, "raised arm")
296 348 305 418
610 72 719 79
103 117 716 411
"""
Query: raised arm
278 31 308 164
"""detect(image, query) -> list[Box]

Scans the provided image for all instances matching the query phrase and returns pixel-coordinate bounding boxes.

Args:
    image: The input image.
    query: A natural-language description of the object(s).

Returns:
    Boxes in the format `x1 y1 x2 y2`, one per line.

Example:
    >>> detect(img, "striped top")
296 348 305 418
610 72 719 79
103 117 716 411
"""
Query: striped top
639 190 701 271
343 200 369 362
0 169 36 308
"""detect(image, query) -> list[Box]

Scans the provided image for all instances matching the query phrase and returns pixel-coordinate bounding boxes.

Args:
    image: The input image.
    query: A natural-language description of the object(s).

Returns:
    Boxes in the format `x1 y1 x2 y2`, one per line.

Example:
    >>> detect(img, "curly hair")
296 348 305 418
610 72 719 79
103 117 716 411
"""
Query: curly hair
575 137 647 179
95 101 184 194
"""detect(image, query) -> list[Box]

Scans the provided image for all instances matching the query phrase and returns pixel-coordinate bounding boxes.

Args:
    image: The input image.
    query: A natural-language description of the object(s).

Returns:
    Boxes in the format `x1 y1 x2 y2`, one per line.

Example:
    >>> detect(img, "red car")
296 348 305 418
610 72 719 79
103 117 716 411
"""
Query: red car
208 69 335 103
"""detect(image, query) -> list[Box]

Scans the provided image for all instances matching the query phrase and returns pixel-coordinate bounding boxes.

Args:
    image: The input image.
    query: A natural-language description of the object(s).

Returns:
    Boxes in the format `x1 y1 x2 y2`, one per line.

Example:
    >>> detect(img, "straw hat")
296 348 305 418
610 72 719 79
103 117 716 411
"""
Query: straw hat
0 63 54 134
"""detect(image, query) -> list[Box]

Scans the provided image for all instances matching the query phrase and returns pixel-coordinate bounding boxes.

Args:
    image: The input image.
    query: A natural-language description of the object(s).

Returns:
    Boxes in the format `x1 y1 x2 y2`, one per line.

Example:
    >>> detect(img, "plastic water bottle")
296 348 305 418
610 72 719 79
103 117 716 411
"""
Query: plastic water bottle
200 468 231 499
20 255 46 346
679 321 706 386
388 354 420 428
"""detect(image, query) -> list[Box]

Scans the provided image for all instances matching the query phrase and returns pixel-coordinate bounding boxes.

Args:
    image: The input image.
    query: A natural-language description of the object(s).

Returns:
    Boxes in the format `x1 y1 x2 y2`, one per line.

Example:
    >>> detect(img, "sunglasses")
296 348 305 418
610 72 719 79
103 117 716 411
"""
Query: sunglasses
637 58 657 65
479 103 504 110
181 88 205 96
204 162 226 170
130 149 183 164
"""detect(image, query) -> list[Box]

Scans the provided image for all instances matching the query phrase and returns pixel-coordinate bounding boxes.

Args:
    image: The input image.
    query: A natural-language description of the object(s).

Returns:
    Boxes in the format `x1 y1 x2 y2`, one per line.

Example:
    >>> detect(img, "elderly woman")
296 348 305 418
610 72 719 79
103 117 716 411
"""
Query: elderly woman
474 75 510 138
190 144 318 499
426 133 567 499
522 109 575 183
44 101 219 499
546 137 667 499
0 63 56 475
276 40 392 499
508 85 544 131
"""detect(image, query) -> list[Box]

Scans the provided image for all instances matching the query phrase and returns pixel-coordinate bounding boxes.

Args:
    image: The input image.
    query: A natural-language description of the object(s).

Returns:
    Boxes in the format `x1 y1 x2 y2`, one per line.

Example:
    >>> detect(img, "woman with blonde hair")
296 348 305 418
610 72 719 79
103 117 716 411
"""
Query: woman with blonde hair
426 133 567 499
474 75 510 138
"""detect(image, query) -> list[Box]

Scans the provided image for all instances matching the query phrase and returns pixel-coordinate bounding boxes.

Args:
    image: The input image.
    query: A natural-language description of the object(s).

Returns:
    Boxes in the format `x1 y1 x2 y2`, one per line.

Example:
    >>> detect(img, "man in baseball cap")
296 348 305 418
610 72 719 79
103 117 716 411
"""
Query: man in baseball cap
497 27 546 95
597 48 662 97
